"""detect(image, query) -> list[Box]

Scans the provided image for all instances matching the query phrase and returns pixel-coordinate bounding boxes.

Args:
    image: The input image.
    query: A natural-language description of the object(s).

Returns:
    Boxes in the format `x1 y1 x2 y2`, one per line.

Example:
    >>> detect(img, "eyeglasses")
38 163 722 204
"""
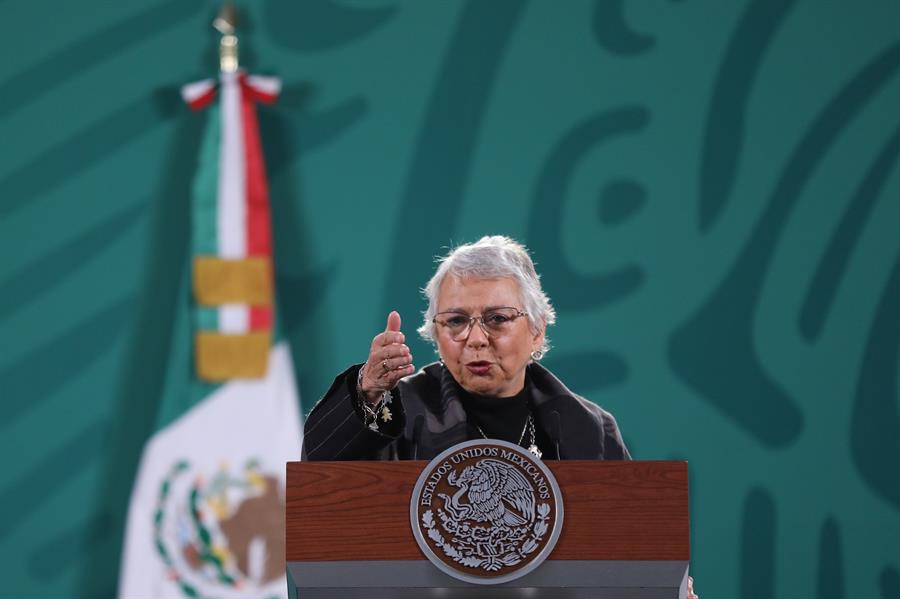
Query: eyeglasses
432 307 528 341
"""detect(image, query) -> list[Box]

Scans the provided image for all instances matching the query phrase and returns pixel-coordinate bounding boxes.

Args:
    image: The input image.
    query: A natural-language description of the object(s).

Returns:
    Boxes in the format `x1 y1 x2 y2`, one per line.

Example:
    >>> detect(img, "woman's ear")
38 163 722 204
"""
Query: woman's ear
532 326 545 351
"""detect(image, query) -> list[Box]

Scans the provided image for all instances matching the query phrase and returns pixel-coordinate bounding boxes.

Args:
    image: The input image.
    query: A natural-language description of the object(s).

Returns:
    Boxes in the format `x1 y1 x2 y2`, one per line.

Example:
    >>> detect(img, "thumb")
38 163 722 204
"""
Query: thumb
386 310 402 333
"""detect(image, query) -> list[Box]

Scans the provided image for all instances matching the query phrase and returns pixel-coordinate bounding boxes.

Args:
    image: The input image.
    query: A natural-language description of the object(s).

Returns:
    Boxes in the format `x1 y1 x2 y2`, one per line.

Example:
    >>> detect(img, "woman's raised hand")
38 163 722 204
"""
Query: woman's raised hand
358 311 415 404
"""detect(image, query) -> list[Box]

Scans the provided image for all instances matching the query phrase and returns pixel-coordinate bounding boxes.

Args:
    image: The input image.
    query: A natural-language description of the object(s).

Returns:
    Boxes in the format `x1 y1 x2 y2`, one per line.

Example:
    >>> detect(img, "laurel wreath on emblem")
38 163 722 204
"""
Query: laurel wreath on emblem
420 458 553 572
153 460 206 597
422 504 551 571
152 459 280 599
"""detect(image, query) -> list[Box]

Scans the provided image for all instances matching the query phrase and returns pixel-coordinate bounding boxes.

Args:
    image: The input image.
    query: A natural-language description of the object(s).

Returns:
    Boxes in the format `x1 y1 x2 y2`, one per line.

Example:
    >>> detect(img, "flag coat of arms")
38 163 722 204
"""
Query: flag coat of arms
118 69 302 599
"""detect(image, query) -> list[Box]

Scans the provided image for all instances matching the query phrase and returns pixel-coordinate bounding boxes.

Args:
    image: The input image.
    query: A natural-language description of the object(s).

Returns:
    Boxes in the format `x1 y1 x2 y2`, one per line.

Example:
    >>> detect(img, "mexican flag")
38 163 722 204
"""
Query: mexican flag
118 70 302 599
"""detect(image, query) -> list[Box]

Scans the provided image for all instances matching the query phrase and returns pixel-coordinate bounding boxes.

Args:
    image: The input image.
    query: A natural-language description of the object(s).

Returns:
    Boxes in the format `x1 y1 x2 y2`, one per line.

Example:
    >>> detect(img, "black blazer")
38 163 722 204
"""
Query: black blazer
302 362 631 461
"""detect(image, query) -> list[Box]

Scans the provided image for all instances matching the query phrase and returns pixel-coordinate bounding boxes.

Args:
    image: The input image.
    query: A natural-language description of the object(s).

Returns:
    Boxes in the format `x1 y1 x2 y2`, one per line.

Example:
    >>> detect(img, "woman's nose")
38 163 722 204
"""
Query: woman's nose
465 320 490 347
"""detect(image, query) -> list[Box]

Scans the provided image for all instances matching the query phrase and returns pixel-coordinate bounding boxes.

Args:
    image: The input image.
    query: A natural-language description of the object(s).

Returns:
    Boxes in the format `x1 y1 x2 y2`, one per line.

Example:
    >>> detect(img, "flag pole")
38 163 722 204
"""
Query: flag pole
213 2 239 73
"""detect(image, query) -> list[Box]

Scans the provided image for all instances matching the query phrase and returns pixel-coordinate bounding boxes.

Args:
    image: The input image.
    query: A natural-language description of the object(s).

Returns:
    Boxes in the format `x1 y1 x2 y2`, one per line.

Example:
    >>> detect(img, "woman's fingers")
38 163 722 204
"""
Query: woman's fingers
376 343 414 379
376 311 404 346
361 311 414 397
371 330 404 348
386 310 402 333
383 362 415 384
362 360 414 396
380 342 411 361
378 351 413 372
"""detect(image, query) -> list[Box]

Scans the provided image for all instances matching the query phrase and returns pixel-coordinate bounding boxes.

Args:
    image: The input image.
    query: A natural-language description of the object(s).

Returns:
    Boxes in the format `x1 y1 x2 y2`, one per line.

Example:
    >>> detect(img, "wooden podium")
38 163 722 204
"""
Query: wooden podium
286 460 689 598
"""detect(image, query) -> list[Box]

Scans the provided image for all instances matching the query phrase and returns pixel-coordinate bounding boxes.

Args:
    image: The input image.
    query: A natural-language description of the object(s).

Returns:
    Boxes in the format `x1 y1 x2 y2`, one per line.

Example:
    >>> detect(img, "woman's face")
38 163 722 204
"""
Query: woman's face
435 275 544 397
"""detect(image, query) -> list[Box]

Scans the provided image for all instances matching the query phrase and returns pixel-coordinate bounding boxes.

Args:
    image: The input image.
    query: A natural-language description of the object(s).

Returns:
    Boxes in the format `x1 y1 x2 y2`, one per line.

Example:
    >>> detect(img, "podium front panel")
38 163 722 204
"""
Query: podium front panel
286 460 689 598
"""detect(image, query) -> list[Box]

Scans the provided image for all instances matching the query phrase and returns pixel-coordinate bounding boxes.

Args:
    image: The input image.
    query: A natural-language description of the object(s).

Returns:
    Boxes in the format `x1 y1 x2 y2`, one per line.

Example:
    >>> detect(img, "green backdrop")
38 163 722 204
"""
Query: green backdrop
2 1 899 597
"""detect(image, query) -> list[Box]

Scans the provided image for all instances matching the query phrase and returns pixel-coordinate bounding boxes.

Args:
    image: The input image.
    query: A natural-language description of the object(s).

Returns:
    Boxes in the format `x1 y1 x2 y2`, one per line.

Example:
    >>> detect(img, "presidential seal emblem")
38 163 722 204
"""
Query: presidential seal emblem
410 439 564 584
153 459 285 598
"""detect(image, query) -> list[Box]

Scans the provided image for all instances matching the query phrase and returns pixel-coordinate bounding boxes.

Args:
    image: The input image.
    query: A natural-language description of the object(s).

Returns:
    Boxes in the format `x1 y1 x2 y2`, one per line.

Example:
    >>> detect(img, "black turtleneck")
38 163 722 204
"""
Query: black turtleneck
458 382 532 447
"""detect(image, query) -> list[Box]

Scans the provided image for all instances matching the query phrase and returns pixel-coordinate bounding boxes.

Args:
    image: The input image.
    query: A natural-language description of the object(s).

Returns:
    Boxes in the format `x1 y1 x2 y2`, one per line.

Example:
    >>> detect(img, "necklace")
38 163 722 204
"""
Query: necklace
473 413 542 459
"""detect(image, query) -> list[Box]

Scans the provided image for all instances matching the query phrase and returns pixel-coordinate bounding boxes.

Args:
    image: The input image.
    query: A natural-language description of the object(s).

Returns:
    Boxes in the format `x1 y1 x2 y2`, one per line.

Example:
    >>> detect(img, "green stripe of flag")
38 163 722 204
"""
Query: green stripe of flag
194 307 219 331
191 103 221 257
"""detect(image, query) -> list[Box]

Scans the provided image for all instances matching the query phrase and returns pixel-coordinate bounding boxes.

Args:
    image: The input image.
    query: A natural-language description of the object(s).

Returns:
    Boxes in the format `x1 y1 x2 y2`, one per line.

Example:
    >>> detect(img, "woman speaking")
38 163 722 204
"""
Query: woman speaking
302 235 630 462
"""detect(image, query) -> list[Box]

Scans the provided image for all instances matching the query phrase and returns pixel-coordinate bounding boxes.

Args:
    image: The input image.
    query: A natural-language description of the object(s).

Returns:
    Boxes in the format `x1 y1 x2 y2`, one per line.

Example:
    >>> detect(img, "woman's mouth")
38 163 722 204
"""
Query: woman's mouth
465 361 492 375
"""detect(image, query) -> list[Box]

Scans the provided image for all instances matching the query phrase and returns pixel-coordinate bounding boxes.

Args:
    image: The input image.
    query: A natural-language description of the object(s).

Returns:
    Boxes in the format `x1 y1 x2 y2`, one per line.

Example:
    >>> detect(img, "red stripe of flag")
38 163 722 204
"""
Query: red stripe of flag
244 86 279 105
250 306 273 331
186 87 217 111
239 76 275 331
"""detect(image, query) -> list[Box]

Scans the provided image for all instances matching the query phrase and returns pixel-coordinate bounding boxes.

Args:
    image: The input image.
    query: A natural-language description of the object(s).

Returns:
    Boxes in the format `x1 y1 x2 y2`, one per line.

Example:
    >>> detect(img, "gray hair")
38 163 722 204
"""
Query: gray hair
417 236 556 355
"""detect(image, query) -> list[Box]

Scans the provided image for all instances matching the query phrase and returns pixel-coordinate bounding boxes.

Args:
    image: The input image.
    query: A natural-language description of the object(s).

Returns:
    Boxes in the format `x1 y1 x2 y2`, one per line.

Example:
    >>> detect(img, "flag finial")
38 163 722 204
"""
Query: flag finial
214 2 239 73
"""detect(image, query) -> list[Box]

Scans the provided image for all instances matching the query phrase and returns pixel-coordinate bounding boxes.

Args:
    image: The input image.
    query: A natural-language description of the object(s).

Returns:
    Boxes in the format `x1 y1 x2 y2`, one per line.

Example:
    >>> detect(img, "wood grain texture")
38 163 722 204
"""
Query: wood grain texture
286 460 689 562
